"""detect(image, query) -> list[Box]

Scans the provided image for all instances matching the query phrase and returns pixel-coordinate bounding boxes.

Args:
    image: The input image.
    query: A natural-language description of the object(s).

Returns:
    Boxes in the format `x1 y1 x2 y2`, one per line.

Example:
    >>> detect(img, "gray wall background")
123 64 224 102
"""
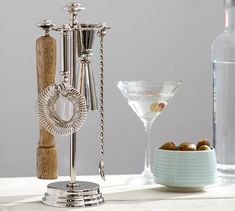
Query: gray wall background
0 0 223 177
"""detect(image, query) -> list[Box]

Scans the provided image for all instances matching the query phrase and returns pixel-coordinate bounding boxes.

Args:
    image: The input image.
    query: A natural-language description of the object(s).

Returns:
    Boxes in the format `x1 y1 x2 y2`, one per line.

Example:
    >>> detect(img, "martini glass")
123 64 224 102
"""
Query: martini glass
117 80 183 185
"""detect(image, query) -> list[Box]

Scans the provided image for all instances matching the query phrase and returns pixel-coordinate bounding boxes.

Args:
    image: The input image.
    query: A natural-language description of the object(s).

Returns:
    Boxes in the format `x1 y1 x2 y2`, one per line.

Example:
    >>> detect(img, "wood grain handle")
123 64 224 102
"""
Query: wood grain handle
36 35 58 179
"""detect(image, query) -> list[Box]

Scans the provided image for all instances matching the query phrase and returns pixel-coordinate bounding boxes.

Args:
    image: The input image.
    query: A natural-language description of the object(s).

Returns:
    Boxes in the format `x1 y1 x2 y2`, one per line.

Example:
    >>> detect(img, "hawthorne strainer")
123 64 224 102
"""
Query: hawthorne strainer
37 83 87 136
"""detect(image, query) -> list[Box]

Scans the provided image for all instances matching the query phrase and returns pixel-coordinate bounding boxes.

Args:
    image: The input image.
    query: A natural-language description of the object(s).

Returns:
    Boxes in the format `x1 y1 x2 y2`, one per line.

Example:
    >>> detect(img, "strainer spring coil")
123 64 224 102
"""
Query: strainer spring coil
37 83 87 136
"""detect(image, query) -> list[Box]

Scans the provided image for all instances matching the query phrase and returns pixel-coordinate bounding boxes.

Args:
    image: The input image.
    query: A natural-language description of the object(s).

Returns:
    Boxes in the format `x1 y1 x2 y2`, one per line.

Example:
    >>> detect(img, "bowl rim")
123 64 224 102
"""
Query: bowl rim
155 147 215 154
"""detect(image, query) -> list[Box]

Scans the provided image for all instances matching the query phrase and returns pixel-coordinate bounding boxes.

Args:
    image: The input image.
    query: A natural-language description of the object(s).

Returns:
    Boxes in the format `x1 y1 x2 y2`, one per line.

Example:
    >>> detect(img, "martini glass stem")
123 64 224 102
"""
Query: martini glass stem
143 121 153 179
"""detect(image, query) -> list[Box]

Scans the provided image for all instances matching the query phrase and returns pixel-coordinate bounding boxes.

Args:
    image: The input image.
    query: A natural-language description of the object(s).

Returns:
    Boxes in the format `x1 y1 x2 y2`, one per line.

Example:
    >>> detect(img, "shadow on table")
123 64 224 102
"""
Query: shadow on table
0 195 67 211
104 186 207 204
1 182 234 209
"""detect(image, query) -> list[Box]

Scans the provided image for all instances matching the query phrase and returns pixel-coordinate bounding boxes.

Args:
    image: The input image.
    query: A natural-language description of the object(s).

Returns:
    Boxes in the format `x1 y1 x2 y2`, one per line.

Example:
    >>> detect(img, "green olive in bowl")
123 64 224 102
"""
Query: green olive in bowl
197 139 210 150
159 142 176 150
179 142 196 151
198 145 211 151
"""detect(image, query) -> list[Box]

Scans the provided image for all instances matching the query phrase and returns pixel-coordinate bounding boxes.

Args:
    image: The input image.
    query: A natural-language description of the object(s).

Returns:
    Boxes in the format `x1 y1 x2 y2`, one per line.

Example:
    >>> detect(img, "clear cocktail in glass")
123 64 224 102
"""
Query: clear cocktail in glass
117 80 183 185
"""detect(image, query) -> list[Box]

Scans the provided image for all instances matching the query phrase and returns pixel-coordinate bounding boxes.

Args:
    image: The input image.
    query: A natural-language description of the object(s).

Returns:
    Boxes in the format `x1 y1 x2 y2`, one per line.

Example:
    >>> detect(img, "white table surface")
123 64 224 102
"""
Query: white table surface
0 175 235 211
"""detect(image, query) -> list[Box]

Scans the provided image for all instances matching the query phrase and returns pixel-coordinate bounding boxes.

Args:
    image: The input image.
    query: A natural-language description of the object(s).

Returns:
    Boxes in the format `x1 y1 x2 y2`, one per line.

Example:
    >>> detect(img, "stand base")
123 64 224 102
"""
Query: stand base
42 181 104 208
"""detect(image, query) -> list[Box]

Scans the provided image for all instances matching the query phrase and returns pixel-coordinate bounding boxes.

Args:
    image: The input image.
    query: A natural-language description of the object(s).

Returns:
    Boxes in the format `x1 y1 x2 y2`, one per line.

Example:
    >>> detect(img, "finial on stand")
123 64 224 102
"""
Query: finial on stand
63 2 85 26
37 20 55 36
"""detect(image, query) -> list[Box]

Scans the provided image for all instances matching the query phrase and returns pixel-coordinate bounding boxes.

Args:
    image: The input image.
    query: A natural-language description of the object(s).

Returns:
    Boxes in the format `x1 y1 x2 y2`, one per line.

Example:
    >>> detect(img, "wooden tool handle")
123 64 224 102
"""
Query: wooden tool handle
36 35 58 179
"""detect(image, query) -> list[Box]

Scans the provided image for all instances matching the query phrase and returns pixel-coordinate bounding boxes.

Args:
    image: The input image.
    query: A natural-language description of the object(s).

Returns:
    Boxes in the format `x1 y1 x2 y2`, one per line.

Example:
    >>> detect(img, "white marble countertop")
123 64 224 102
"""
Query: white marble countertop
1 175 235 211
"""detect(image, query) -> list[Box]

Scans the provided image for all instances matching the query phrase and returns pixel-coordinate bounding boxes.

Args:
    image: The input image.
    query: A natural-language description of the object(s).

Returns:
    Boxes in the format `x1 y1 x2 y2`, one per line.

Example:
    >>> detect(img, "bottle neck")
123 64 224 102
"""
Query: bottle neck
225 6 235 32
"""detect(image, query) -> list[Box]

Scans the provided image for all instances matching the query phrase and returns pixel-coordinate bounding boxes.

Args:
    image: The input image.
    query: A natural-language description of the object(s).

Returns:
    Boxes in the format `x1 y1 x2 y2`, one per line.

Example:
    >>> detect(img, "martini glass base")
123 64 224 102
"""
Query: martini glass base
126 168 153 185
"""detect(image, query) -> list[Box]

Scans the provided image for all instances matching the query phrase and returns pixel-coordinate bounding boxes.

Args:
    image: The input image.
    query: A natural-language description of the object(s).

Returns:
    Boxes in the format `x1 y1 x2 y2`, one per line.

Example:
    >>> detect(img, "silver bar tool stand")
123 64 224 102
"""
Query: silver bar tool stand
41 3 104 208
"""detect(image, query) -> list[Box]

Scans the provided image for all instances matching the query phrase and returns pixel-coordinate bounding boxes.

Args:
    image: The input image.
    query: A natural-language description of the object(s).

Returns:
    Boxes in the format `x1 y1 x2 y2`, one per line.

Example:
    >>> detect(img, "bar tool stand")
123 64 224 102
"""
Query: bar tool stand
36 2 110 208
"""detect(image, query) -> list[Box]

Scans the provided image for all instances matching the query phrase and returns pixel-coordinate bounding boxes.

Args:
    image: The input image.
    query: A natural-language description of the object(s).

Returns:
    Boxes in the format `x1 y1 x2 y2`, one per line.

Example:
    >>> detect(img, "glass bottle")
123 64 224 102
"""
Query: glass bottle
212 0 235 181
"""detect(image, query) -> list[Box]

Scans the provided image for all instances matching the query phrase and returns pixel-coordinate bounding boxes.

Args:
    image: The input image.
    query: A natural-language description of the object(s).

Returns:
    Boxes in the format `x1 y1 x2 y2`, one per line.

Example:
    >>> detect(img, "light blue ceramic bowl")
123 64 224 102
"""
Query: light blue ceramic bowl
153 148 217 190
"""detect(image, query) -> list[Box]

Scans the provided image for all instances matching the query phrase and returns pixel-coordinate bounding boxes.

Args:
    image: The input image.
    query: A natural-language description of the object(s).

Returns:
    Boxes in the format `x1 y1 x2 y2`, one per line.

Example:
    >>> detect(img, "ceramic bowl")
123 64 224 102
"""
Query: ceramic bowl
153 148 217 190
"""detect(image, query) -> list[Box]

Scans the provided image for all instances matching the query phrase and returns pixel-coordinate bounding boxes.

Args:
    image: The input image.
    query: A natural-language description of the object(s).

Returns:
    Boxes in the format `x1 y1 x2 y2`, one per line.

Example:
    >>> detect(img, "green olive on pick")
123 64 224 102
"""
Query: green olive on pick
150 102 166 112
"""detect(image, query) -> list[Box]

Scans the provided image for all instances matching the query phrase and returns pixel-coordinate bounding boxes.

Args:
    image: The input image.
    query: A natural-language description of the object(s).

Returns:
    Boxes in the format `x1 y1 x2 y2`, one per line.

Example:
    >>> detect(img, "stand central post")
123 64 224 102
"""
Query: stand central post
65 3 81 188
69 132 77 186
